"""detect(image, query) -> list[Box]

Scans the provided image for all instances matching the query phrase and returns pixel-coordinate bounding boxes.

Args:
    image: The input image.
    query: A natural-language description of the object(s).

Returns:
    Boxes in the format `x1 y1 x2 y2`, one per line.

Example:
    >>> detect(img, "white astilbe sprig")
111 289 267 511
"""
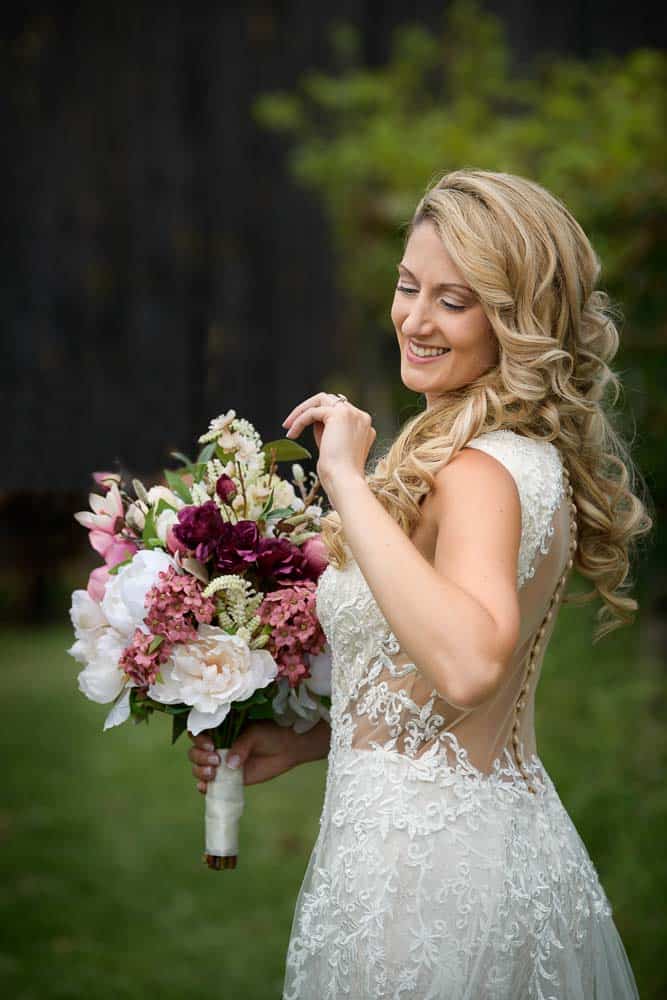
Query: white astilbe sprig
233 417 263 450
190 481 211 505
205 458 226 492
202 574 268 648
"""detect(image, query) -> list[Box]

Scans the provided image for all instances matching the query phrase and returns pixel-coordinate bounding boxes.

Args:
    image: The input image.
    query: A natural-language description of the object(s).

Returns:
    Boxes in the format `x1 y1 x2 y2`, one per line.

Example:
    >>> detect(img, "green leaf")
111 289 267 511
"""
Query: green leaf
260 486 276 517
108 555 134 576
248 702 275 720
214 445 235 464
141 505 156 543
154 498 178 517
129 688 153 722
171 713 188 745
164 469 193 504
266 506 298 521
197 441 217 464
145 538 165 549
170 450 195 469
262 438 312 462
148 635 165 654
161 703 191 716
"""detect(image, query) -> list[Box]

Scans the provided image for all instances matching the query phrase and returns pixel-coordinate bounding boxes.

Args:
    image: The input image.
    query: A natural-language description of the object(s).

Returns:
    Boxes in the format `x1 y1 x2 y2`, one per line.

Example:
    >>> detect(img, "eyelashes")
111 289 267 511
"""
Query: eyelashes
395 285 465 312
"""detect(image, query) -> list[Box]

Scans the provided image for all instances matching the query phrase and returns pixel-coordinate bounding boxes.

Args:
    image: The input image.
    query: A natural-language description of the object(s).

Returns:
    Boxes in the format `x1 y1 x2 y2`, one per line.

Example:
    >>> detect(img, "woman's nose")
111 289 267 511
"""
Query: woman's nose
401 299 435 338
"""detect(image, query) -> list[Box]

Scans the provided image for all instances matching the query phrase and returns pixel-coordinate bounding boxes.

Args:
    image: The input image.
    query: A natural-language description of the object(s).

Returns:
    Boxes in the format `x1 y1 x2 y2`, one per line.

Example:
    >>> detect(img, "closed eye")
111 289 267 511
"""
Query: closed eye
396 285 465 312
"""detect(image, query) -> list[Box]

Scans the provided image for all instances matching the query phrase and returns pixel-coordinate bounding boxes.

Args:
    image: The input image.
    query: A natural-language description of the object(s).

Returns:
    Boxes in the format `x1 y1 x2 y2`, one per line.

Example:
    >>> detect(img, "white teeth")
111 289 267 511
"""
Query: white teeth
410 343 449 358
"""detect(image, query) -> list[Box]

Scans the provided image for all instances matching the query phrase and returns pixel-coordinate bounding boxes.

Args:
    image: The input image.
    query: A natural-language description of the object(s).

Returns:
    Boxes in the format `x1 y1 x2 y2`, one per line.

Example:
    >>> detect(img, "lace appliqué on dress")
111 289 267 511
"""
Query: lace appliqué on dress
282 430 638 1000
466 429 565 589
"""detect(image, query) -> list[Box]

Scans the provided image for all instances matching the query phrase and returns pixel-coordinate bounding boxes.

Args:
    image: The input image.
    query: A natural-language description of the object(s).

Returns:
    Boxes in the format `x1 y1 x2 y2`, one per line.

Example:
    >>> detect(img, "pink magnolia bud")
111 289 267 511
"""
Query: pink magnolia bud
92 471 121 492
87 565 110 602
104 536 138 567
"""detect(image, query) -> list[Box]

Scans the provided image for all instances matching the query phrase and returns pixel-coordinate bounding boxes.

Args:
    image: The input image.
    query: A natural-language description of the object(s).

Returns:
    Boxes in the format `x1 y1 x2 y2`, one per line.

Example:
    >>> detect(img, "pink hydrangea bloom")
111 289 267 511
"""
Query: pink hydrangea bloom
258 581 326 687
119 627 173 687
143 566 216 643
277 651 310 688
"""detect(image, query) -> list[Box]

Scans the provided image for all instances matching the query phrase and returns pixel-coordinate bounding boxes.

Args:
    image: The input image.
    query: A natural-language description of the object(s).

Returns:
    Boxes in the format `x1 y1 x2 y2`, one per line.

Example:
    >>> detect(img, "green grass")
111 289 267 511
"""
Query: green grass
0 601 665 998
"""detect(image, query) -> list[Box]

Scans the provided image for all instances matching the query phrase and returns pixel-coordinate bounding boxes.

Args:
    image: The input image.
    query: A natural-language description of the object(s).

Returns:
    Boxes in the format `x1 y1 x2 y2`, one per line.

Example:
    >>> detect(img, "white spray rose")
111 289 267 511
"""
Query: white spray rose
147 485 184 509
155 507 179 545
100 549 177 638
148 624 278 735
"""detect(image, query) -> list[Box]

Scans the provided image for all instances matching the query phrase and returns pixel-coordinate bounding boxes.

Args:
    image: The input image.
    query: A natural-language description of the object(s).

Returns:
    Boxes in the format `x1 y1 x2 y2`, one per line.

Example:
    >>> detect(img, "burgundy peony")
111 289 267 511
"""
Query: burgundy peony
256 536 308 585
214 520 260 574
172 501 224 562
215 474 237 504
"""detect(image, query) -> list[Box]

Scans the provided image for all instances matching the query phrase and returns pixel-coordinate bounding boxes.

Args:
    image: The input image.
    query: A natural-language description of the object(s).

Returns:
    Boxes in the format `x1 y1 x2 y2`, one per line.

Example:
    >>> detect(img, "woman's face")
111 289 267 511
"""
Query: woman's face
390 220 499 408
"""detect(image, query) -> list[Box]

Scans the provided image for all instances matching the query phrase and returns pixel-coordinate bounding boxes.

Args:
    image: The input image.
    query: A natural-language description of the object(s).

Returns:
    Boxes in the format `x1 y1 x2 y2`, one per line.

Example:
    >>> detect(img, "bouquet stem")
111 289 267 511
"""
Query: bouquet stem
203 744 244 871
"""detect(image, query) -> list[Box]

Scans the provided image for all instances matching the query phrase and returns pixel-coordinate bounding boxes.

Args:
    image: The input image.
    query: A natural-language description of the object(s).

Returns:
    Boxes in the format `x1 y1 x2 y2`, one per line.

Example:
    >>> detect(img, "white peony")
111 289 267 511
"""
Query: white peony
67 587 131 713
70 588 108 631
76 627 127 704
148 624 278 735
272 648 332 734
67 589 109 665
100 549 177 638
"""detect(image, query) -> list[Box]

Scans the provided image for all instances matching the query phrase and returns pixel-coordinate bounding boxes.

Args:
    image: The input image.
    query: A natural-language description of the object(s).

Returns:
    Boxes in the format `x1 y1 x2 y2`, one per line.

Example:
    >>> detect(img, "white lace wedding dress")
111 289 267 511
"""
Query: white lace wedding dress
282 428 640 999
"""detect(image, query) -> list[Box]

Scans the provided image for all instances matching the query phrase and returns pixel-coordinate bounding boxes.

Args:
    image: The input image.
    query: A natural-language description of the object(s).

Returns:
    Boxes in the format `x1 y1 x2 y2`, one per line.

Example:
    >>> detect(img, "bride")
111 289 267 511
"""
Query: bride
188 169 650 998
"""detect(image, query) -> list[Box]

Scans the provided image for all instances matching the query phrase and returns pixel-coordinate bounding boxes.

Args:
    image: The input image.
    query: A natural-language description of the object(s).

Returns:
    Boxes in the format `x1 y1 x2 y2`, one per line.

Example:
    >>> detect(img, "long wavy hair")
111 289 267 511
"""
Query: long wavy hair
321 168 654 641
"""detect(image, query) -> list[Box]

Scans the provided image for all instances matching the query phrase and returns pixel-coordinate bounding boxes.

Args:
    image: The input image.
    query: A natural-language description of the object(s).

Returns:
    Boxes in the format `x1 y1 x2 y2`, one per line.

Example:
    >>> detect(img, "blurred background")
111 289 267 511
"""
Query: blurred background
1 1 665 997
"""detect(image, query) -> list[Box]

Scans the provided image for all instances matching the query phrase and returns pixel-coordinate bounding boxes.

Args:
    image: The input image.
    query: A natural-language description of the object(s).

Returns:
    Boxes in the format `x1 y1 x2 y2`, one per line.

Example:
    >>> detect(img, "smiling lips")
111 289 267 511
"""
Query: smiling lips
406 340 451 364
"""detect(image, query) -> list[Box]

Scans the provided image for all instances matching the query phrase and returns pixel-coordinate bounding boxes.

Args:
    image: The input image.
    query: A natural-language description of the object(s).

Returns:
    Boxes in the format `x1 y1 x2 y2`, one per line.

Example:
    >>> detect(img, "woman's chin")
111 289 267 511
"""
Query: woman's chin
400 366 445 395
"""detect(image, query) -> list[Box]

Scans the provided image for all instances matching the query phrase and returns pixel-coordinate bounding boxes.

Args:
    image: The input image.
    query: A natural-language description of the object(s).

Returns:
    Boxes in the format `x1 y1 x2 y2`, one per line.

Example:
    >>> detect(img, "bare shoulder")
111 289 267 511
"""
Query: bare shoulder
431 444 522 524
429 446 522 656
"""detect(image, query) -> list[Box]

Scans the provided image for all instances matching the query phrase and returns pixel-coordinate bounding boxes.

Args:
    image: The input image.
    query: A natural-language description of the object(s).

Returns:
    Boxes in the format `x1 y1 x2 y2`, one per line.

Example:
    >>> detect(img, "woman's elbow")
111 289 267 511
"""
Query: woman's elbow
435 631 518 710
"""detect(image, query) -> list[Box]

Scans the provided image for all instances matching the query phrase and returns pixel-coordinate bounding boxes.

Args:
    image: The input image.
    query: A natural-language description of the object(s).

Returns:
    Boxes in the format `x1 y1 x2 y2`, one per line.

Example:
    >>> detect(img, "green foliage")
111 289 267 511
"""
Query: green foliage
252 0 666 516
262 438 312 463
163 468 193 505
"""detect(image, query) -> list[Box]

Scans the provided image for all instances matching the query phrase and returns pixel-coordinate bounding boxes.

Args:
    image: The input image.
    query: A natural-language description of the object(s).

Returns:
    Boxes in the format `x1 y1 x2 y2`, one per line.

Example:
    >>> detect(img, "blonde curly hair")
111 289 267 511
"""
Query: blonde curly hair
321 168 654 641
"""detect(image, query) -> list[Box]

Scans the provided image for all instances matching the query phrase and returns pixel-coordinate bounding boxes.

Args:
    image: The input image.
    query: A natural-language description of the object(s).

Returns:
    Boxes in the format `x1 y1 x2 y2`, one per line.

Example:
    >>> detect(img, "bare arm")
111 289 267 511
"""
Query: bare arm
323 448 521 710
292 718 331 765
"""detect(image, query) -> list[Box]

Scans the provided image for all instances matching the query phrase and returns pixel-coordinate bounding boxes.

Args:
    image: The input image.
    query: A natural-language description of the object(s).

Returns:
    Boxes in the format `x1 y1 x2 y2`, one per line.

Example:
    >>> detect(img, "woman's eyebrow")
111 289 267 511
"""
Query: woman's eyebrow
397 262 473 293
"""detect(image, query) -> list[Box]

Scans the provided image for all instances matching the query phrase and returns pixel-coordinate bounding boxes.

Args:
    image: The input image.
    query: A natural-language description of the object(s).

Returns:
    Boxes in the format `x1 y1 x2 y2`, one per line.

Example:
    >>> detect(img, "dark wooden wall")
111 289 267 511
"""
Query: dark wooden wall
2 1 665 491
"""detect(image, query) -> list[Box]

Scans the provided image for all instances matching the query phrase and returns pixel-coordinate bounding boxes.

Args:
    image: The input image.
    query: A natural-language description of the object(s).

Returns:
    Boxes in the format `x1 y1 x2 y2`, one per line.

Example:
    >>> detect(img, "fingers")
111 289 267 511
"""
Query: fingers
284 405 332 440
188 731 215 749
282 393 338 429
188 736 223 787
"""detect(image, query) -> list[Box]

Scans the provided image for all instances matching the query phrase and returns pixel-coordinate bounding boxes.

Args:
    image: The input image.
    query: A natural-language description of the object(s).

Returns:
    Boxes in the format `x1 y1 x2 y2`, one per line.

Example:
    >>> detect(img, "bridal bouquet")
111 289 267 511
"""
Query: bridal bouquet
67 410 332 869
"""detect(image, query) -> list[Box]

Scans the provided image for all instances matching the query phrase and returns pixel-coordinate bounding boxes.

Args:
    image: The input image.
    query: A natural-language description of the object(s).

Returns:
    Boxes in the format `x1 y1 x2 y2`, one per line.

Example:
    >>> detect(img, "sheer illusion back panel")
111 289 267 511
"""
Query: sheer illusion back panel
342 430 570 777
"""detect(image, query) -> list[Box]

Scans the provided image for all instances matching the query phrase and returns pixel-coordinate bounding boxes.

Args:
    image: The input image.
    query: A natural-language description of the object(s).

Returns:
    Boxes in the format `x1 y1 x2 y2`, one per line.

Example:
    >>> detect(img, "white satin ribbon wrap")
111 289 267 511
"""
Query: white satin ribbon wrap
205 749 245 856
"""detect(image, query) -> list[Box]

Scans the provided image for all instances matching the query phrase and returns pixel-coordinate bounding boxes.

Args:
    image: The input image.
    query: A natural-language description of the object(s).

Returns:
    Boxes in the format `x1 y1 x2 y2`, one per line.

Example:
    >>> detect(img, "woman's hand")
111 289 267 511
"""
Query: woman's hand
282 392 376 501
188 720 300 793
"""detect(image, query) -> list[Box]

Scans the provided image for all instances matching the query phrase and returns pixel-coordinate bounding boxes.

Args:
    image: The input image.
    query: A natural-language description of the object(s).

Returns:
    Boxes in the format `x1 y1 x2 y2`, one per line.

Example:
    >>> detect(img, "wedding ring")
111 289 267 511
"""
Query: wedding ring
332 393 348 405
